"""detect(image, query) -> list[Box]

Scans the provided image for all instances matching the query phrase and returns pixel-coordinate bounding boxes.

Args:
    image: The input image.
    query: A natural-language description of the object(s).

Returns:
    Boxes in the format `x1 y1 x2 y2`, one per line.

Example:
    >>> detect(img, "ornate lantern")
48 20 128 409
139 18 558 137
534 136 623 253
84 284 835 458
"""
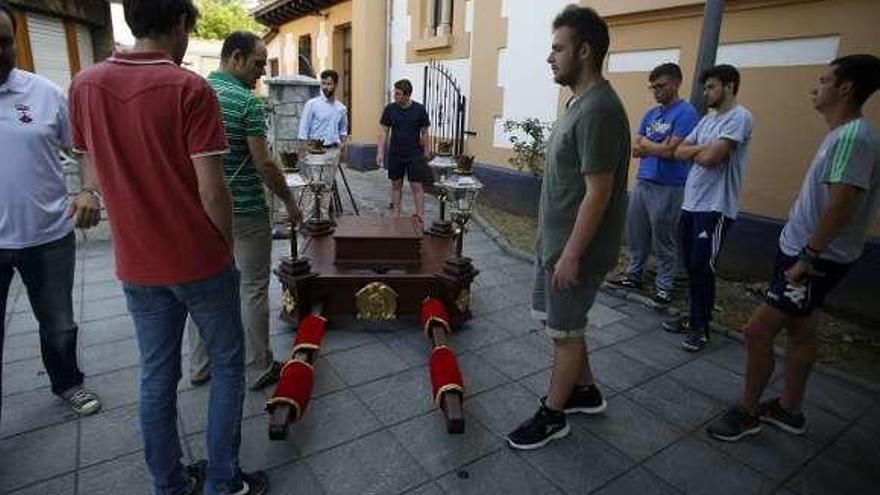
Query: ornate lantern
427 154 457 237
437 171 483 257
300 151 337 236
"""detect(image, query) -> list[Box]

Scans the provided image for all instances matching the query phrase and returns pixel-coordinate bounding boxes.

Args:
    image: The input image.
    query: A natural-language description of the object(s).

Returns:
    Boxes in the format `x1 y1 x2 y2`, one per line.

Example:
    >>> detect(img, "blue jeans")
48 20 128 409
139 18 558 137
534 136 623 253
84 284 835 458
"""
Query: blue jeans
0 232 83 421
123 264 246 495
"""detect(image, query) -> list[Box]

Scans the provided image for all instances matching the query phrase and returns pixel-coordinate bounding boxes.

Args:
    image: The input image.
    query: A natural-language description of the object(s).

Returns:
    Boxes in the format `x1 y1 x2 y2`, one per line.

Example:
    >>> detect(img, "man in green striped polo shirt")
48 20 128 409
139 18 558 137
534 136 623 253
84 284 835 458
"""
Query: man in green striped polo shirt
188 31 301 391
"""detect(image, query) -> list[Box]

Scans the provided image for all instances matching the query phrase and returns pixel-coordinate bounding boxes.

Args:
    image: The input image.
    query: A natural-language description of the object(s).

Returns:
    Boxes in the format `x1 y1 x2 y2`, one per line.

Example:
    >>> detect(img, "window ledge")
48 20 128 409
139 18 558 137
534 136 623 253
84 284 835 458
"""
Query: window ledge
412 34 453 52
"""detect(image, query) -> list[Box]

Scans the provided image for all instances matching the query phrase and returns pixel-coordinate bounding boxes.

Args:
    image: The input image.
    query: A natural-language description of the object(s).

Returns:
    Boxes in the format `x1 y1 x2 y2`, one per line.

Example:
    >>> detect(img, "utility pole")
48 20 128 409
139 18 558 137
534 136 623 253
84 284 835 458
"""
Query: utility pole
689 0 725 113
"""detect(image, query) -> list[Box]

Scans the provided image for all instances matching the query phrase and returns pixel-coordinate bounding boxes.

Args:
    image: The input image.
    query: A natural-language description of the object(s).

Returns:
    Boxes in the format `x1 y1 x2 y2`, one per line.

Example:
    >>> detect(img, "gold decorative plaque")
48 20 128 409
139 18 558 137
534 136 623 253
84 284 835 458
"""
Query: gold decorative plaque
355 282 398 321
281 288 297 315
455 288 470 313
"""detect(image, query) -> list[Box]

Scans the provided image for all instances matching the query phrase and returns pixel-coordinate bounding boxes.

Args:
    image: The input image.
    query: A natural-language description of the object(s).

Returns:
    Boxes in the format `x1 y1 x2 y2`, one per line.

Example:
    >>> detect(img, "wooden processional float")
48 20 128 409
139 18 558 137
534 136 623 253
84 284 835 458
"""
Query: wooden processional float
265 198 479 439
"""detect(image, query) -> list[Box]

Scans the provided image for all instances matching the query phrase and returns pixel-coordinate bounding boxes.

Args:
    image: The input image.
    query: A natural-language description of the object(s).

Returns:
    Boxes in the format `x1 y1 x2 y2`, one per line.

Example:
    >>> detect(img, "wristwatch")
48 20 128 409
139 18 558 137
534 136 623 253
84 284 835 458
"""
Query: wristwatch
81 188 102 204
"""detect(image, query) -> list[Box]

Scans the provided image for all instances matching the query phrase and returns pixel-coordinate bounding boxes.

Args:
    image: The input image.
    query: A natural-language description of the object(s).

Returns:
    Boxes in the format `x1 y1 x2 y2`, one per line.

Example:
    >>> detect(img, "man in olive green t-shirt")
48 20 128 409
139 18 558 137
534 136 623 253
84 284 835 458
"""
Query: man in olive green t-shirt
507 5 631 451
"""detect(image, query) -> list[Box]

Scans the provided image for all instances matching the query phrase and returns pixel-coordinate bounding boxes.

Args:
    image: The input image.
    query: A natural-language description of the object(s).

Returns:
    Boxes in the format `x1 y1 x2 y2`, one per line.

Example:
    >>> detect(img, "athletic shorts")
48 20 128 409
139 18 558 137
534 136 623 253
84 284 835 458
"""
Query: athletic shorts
387 155 425 183
764 250 851 316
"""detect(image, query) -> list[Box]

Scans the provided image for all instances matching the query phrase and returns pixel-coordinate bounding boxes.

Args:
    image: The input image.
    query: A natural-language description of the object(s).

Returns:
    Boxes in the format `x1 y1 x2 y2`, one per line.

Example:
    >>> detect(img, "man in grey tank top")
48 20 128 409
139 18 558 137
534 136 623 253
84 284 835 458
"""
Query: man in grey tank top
708 54 880 442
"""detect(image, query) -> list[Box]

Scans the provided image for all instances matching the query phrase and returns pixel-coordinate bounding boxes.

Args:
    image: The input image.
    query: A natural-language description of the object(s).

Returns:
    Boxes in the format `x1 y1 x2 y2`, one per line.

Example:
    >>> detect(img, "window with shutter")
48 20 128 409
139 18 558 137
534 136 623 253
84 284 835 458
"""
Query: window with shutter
26 13 72 90
77 24 95 69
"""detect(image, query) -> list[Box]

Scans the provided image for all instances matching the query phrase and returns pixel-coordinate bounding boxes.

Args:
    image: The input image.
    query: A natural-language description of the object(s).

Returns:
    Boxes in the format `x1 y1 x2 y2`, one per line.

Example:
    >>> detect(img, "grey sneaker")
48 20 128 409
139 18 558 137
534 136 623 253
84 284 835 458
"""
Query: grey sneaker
249 361 282 391
61 386 102 416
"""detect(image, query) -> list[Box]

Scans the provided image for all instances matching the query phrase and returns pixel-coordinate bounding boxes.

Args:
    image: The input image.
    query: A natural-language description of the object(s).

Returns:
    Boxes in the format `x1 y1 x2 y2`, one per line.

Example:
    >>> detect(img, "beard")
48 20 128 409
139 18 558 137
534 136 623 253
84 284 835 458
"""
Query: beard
322 88 335 98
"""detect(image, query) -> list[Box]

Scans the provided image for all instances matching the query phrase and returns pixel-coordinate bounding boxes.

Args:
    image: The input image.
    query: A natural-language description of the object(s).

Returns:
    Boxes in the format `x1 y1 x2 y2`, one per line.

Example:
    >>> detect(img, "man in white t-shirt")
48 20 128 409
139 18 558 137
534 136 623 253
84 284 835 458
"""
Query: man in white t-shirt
0 2 101 420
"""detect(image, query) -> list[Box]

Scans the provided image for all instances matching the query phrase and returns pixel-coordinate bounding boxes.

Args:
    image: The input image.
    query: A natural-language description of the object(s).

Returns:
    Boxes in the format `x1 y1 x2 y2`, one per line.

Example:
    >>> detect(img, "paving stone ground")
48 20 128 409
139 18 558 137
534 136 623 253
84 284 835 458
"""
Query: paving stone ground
2 169 879 495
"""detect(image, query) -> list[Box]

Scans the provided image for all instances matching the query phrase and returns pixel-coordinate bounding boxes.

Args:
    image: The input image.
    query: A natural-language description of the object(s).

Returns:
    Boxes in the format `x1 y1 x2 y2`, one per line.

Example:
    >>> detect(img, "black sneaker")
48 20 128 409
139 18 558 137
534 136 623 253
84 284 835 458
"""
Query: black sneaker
185 460 207 495
649 289 672 309
228 470 269 495
541 385 607 415
707 405 762 442
662 317 691 334
681 328 709 352
249 361 282 391
507 404 569 450
758 398 807 435
607 274 642 290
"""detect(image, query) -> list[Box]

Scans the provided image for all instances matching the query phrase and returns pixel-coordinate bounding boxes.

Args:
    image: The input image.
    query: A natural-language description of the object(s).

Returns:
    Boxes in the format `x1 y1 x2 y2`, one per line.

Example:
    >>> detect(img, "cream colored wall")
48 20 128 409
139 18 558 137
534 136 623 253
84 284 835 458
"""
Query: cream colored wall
604 0 880 231
276 1 352 76
350 0 387 142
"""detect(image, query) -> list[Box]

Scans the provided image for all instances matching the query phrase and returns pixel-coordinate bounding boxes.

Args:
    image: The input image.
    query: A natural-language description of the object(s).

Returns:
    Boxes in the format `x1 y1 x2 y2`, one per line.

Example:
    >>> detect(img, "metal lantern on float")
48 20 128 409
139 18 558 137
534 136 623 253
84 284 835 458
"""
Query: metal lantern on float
300 150 337 236
427 153 457 237
438 158 483 257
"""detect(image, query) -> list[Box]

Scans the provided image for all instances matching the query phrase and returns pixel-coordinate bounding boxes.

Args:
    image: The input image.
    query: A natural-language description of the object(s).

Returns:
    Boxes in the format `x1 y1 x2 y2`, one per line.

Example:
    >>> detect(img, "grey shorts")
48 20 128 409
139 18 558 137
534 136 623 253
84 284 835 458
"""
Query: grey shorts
531 263 604 339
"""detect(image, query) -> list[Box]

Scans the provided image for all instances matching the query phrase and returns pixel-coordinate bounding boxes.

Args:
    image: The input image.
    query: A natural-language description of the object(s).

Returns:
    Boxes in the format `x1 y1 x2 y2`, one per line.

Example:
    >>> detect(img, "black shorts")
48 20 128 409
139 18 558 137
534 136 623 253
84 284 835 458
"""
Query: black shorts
764 250 851 316
388 156 425 183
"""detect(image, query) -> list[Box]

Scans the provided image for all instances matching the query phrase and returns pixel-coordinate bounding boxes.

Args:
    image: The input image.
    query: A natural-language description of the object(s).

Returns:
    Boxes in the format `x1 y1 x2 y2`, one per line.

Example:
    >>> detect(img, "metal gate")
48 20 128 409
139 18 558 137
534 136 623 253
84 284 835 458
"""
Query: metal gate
422 60 467 156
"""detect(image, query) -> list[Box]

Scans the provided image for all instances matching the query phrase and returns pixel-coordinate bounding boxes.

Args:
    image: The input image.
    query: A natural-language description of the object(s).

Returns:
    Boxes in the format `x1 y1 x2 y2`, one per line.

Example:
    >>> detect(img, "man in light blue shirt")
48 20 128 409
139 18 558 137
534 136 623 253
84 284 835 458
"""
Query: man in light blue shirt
0 2 101 420
663 64 754 352
297 69 347 147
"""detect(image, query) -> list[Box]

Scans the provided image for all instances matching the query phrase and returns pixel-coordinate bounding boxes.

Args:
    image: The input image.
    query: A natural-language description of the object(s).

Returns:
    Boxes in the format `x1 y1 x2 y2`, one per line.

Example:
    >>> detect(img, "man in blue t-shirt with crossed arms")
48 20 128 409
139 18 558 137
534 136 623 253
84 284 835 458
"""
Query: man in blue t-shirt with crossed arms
609 63 698 309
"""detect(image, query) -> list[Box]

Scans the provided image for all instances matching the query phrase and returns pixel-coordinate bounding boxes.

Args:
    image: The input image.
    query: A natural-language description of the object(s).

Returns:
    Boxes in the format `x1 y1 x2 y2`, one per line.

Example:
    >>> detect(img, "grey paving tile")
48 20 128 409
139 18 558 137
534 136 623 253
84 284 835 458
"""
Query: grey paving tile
266 460 326 495
2 356 50 395
177 384 269 435
318 328 380 355
785 453 880 495
616 303 667 331
451 316 517 352
0 387 77 438
2 331 41 364
324 342 411 386
83 366 141 412
624 374 725 430
825 421 880 477
644 435 775 495
468 382 539 436
6 473 75 495
588 322 640 349
472 269 517 290
352 365 433 426
518 420 635 494
456 351 509 396
667 357 745 403
390 410 501 477
612 331 698 371
5 311 41 336
81 295 129 322
0 421 77 492
402 482 444 495
79 337 141 376
595 290 629 308
81 279 124 302
579 395 683 462
80 402 143 467
715 421 825 481
379 330 433 367
310 356 347 398
498 261 535 281
189 413 299 472
588 347 662 392
797 402 851 447
77 450 153 495
769 371 877 421
436 450 562 495
588 303 628 328
287 389 382 456
591 466 682 495
307 430 429 495
78 315 136 347
485 304 539 337
467 287 519 317
474 333 550 380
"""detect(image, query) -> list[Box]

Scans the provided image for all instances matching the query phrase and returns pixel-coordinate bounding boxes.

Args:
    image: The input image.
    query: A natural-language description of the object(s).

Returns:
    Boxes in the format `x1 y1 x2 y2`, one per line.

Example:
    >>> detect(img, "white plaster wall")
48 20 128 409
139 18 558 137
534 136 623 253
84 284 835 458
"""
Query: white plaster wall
493 0 571 148
716 36 840 68
388 0 472 107
317 20 329 73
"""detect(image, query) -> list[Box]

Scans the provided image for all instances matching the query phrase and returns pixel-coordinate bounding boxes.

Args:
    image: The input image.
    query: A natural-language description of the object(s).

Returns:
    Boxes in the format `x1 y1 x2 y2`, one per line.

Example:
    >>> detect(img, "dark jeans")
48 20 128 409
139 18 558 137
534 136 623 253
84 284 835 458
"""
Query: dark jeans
679 211 733 331
0 232 84 418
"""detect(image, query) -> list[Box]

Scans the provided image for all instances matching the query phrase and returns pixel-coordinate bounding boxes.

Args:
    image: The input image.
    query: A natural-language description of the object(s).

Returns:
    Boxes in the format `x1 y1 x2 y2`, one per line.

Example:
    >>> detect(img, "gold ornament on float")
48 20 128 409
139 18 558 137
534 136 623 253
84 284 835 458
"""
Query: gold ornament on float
355 282 398 321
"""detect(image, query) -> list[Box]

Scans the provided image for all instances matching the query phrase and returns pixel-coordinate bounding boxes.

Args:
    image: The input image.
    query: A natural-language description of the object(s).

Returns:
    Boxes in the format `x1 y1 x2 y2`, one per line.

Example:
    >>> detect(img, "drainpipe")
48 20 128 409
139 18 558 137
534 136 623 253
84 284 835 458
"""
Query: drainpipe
689 0 724 114
385 0 393 105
